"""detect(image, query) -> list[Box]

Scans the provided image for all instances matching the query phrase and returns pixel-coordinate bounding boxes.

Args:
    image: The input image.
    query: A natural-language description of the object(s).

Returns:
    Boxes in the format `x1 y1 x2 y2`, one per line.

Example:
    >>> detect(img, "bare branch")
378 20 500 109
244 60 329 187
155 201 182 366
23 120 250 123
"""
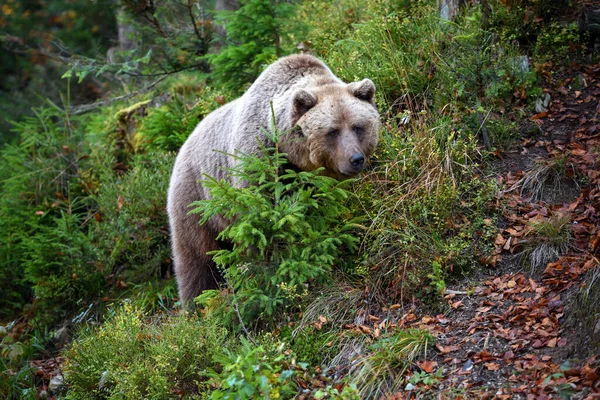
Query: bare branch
69 76 167 115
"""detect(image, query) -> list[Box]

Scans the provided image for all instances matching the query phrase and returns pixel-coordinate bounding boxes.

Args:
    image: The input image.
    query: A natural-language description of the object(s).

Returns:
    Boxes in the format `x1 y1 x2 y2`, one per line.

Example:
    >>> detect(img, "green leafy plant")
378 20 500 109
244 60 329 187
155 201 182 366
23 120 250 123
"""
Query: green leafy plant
0 106 99 324
409 366 445 386
427 261 446 296
190 130 359 325
90 152 174 284
312 384 361 400
0 323 37 399
210 338 296 400
22 211 103 327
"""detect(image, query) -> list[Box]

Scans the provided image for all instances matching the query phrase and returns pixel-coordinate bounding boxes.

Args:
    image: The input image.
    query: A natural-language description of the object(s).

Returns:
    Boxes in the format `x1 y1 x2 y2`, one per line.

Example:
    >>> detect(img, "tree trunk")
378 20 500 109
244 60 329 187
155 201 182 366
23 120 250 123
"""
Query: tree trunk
214 0 239 37
118 6 138 52
438 0 464 21
215 0 239 12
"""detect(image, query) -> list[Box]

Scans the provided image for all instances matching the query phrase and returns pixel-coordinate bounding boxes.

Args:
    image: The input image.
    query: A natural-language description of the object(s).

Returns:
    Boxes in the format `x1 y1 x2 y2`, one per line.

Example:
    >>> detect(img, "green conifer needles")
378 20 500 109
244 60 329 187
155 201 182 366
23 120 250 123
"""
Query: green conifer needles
189 131 358 323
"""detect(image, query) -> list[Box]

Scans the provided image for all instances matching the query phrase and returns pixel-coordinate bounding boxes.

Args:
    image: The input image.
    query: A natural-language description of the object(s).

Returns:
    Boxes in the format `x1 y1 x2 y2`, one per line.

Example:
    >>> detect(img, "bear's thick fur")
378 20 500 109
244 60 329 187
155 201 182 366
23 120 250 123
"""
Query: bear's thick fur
167 54 380 303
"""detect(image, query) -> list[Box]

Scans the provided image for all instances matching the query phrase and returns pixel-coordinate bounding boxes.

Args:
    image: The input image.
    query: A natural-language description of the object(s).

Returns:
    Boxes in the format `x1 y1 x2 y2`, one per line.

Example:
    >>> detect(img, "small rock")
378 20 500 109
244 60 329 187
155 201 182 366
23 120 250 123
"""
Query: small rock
535 93 551 113
99 370 110 390
53 326 69 348
515 55 529 73
594 319 600 335
461 358 474 373
49 374 65 393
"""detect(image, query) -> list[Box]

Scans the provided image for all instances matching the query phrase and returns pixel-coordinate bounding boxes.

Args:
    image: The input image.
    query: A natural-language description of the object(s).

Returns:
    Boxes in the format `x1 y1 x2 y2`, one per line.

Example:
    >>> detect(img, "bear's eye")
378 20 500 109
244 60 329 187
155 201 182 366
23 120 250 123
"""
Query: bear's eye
353 125 365 136
327 128 339 137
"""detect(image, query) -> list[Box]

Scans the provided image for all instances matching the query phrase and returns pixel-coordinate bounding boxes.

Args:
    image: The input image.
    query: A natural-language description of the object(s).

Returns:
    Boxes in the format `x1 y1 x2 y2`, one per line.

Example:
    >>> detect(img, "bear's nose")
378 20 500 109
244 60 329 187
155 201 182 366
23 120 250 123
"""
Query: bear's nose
350 153 365 168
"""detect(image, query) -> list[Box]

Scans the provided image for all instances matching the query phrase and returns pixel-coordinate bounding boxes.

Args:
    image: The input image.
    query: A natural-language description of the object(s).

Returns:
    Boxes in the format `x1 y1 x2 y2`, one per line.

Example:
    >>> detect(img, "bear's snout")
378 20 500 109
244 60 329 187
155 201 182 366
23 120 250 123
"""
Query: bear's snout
336 151 366 178
350 153 365 170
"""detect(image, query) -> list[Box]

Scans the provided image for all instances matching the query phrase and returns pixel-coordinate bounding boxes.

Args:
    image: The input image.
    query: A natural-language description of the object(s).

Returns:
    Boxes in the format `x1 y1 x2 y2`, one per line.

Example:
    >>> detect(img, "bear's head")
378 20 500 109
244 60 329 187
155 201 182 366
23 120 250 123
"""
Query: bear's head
285 79 380 180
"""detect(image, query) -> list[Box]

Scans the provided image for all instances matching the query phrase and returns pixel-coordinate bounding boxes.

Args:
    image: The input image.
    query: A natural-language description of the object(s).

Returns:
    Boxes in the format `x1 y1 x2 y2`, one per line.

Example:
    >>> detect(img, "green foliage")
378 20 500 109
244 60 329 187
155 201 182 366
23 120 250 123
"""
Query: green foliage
190 131 359 325
427 261 446 296
0 99 176 325
22 212 102 326
350 328 434 398
438 8 541 106
61 50 153 84
293 0 372 57
139 86 230 152
295 0 511 304
352 110 498 302
64 305 302 399
0 324 36 399
487 0 583 62
61 0 214 84
569 267 600 354
210 338 296 399
409 367 444 386
125 281 179 315
90 152 174 283
534 22 581 60
408 366 445 391
482 116 521 150
286 326 340 368
206 0 299 93
312 384 361 400
64 303 228 399
319 2 539 111
0 106 97 322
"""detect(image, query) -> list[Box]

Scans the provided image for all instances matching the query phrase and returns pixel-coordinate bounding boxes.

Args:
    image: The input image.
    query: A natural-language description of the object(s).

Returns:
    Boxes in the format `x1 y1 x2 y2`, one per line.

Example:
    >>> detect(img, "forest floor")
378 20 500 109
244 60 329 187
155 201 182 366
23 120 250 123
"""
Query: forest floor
381 62 600 398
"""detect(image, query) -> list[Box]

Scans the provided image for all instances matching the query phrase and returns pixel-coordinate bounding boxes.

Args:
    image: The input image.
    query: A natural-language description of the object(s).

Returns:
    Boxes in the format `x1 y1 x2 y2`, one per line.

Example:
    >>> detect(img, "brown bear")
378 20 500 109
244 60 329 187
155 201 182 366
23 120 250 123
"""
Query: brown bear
167 54 380 304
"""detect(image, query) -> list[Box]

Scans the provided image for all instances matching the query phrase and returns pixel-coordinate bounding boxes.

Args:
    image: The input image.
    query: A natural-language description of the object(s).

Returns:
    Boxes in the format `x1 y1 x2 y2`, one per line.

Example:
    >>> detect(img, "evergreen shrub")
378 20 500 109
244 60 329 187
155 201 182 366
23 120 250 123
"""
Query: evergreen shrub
0 107 98 323
191 130 359 326
206 0 300 93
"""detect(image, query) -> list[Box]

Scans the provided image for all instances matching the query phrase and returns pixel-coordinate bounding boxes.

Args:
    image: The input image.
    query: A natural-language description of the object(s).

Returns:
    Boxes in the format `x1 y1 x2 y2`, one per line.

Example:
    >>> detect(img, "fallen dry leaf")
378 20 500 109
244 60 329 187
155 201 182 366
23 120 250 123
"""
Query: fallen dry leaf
485 362 501 371
417 360 438 373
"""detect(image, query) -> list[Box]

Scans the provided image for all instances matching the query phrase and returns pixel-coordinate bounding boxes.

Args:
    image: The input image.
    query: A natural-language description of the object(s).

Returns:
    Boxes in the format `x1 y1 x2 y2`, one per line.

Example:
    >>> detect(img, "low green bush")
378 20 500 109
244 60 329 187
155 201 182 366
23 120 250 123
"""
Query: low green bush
210 337 296 399
64 305 309 399
22 212 103 327
64 303 228 399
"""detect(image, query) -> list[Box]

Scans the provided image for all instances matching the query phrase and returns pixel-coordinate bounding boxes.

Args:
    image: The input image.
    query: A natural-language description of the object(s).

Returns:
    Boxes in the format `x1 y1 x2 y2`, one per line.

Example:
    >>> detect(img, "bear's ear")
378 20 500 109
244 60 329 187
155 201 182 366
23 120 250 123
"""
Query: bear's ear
292 89 317 124
349 79 376 103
